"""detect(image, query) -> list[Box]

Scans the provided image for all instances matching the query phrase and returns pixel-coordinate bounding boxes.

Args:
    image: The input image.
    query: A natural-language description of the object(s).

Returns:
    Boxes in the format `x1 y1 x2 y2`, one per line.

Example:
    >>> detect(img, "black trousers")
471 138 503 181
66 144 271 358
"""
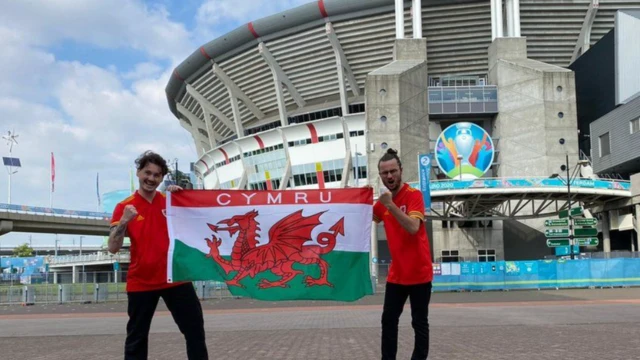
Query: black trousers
381 281 432 360
125 283 208 360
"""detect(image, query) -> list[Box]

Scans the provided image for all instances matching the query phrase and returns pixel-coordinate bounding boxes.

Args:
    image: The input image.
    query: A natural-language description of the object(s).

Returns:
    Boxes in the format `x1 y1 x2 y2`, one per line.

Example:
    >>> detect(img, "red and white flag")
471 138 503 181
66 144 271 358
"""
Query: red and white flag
51 152 55 193
165 188 374 301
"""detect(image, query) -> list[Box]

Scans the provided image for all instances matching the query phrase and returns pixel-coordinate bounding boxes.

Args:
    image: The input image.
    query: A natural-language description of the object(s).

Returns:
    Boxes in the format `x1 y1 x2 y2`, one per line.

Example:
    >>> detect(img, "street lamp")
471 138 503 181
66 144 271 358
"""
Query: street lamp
54 234 60 257
550 154 589 259
2 129 21 204
456 154 463 180
355 144 362 186
79 235 85 284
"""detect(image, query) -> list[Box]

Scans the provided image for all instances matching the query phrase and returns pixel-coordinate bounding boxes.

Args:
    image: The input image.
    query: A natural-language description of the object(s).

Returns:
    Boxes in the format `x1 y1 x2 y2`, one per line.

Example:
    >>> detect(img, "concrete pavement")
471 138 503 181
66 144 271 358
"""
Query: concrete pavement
1 288 639 359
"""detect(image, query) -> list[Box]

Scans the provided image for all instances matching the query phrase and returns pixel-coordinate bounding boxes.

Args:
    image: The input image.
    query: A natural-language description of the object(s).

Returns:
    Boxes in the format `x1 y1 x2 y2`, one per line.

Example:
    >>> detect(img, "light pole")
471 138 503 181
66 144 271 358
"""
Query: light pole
79 235 85 284
457 154 463 180
2 130 20 204
550 154 589 260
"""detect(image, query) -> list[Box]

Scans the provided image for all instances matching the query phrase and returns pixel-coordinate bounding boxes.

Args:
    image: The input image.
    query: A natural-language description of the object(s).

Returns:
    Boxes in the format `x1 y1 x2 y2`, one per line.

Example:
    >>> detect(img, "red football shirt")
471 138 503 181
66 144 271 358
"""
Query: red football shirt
373 183 433 285
110 191 184 292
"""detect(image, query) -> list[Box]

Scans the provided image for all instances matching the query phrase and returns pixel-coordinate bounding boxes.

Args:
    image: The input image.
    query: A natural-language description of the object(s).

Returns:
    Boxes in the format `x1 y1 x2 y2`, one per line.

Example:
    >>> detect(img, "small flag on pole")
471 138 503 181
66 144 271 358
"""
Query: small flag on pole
50 152 55 208
96 172 101 207
50 152 55 193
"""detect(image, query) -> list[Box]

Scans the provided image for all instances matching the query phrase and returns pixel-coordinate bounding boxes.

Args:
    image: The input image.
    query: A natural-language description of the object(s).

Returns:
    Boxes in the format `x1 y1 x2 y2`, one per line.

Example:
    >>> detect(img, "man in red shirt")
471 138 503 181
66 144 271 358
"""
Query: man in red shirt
109 151 208 360
373 148 433 360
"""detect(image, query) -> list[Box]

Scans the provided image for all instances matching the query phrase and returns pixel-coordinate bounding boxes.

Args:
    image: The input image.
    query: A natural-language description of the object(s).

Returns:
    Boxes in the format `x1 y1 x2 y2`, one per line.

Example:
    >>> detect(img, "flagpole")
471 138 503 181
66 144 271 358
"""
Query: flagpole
50 152 53 208
96 172 101 213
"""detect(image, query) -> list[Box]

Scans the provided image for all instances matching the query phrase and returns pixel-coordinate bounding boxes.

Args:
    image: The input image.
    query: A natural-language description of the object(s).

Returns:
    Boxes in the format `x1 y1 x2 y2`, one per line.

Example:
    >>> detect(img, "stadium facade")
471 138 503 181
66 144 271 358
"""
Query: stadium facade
164 0 640 264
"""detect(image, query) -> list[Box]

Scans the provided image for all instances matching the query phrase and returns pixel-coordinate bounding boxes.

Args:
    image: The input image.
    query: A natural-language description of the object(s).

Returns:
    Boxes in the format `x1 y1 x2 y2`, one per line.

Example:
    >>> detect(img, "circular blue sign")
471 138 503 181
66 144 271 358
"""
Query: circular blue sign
434 122 495 179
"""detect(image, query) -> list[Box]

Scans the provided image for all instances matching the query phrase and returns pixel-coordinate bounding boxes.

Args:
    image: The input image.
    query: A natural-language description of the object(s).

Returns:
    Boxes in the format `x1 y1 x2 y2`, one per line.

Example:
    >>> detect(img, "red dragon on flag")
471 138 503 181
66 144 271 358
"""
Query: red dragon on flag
204 209 345 289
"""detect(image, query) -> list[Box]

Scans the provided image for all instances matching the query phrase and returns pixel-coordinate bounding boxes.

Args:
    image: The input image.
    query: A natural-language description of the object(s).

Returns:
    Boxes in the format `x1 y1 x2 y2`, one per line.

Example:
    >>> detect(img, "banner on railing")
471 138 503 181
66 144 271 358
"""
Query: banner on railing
0 203 110 219
431 258 640 291
410 177 631 191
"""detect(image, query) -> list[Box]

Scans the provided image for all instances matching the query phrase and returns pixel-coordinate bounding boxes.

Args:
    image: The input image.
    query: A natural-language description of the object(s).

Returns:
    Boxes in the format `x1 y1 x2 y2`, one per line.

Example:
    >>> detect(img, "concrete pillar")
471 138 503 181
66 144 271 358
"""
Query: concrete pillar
506 0 514 37
367 39 429 193
72 265 77 284
635 204 640 252
488 37 579 179
602 212 611 253
412 0 422 39
496 0 503 38
491 0 497 40
395 0 404 39
513 0 521 37
53 272 58 284
0 220 12 236
491 0 504 40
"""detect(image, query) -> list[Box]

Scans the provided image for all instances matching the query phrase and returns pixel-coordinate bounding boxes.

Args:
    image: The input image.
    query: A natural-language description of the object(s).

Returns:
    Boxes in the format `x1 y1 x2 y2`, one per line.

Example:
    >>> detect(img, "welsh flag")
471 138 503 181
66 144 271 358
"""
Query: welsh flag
166 188 374 302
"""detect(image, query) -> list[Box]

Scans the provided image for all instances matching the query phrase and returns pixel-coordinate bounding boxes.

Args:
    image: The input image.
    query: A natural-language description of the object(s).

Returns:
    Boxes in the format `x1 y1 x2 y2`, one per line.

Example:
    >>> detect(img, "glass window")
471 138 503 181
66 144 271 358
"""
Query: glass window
470 89 483 102
428 89 442 103
599 133 610 157
443 90 456 102
484 88 497 101
631 118 639 134
456 89 471 101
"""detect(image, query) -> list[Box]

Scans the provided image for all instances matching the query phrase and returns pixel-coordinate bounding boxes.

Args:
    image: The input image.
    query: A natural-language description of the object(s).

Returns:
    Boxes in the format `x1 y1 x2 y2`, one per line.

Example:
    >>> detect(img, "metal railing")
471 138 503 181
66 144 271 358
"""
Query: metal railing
0 203 110 220
49 252 130 265
0 270 236 306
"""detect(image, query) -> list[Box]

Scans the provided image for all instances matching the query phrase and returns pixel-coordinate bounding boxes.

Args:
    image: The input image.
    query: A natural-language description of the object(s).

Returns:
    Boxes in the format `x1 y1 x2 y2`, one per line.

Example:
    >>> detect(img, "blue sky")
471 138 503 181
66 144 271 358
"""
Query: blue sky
0 0 310 249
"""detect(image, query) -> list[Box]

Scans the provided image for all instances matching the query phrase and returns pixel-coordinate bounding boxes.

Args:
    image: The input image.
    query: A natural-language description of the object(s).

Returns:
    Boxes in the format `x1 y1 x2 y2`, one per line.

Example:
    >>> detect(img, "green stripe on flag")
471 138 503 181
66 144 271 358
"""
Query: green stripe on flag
172 239 373 302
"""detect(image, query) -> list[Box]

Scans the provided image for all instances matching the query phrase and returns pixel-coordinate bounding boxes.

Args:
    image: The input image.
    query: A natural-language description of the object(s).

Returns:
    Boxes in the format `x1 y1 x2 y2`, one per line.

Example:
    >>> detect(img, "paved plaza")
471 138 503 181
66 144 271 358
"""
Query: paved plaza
1 288 639 359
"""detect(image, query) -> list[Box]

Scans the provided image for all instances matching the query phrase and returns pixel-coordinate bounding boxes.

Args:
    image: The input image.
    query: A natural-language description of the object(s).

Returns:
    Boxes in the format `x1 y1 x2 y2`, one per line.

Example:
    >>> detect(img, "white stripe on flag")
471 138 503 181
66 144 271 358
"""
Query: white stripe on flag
168 204 372 256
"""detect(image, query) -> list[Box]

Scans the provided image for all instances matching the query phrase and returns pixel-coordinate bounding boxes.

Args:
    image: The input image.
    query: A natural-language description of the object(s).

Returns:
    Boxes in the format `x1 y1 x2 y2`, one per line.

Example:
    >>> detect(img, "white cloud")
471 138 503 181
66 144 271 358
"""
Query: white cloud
0 0 194 61
122 62 163 80
194 0 311 40
0 0 313 248
0 1 200 248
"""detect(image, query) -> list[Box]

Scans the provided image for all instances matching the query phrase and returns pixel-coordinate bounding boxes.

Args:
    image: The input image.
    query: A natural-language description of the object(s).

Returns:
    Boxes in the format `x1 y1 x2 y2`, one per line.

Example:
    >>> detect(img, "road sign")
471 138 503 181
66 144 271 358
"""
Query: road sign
576 238 599 246
573 218 598 226
418 153 432 214
545 219 569 227
113 262 120 271
547 239 570 247
559 207 583 218
545 228 569 238
574 228 598 237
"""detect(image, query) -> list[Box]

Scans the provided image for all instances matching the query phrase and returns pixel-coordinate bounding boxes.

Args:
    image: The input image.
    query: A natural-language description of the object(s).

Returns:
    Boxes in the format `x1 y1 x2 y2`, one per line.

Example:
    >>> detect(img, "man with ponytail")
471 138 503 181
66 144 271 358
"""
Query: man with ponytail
373 148 433 360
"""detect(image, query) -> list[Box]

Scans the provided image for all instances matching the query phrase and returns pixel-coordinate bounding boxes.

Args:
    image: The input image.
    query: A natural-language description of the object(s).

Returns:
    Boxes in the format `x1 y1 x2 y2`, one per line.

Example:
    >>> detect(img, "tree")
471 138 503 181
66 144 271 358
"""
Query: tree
12 243 34 257
168 169 193 189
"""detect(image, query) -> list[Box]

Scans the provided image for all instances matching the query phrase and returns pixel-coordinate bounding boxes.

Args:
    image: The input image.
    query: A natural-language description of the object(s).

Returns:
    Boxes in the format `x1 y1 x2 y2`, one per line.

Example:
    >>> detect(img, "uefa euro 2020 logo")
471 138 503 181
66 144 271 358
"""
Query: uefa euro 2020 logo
435 122 494 180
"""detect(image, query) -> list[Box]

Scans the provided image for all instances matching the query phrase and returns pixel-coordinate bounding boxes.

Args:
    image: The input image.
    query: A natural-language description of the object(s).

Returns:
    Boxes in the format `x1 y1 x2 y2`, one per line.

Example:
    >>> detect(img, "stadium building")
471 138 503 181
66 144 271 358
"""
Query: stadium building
164 0 640 268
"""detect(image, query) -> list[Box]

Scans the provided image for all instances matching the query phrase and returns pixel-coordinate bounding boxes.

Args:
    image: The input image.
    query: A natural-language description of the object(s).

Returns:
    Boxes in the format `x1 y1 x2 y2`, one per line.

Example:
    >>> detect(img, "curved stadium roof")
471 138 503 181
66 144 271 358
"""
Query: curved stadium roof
165 0 640 146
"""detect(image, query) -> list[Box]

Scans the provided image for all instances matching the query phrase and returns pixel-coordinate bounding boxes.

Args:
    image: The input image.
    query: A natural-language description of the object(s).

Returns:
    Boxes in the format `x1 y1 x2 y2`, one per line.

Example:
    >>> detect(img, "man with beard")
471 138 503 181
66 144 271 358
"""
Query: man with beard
373 148 433 360
108 150 208 360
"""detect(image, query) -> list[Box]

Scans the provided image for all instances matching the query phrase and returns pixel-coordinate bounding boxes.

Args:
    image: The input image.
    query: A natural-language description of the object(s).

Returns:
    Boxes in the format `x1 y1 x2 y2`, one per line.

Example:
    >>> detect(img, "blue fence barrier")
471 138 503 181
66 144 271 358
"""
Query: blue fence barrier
432 258 640 291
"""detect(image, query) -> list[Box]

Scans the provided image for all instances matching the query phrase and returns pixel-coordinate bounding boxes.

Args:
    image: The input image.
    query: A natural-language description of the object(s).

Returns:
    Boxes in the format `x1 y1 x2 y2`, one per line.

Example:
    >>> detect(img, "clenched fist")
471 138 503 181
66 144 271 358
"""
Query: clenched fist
379 191 393 208
121 204 138 224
